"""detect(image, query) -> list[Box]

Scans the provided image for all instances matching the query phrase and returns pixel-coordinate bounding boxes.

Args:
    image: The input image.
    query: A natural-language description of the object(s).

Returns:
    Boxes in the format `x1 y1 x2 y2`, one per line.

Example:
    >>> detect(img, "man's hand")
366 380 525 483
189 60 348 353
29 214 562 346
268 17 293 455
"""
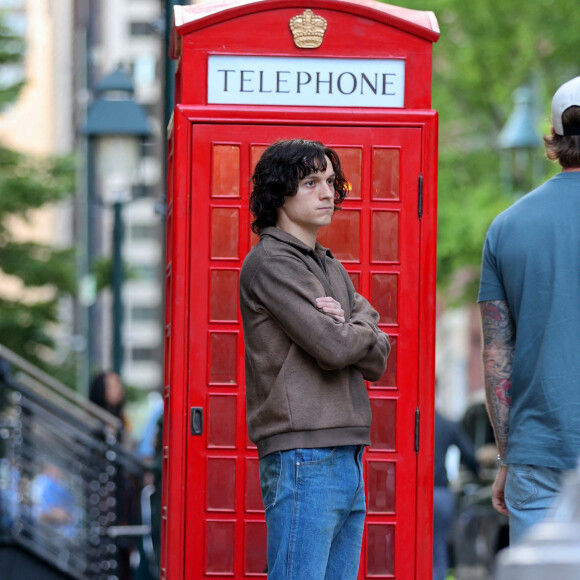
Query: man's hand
492 466 509 516
316 297 345 323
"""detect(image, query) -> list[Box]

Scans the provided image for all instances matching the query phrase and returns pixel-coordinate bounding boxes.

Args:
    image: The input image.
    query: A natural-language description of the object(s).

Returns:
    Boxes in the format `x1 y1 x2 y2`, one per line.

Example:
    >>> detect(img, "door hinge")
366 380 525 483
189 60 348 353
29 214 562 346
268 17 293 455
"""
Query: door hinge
418 173 423 219
415 407 420 453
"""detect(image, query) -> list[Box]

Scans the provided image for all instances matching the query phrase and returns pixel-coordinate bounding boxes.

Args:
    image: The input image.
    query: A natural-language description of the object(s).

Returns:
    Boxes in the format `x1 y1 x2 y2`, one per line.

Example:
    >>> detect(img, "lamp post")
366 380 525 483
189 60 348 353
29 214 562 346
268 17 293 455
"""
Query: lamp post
498 86 543 196
81 66 152 377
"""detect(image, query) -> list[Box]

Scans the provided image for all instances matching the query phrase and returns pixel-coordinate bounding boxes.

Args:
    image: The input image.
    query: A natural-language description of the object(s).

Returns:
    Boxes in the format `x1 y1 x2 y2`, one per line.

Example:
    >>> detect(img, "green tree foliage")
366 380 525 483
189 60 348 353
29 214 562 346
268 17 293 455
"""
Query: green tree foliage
0 14 25 107
0 13 75 374
389 0 579 301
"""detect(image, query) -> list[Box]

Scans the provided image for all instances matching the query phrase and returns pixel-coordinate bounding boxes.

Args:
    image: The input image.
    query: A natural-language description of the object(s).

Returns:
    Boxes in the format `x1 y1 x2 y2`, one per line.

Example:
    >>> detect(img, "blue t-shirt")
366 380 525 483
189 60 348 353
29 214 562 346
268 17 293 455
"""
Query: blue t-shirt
478 172 580 470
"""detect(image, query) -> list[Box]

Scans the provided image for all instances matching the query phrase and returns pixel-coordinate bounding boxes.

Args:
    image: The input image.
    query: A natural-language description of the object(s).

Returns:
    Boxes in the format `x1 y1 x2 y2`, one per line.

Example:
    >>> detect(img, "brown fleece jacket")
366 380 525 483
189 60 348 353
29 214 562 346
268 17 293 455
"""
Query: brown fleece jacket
240 227 390 458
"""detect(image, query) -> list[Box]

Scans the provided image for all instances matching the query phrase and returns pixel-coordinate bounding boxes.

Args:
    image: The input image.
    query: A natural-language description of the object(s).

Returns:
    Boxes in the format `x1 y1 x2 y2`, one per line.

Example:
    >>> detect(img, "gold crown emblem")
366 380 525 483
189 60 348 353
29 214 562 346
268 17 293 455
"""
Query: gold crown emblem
289 9 327 49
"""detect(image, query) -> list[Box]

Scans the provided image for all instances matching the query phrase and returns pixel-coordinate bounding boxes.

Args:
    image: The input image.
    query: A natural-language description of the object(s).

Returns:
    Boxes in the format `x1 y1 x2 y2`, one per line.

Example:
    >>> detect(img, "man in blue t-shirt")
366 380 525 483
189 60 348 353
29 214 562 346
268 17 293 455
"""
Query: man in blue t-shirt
478 76 580 544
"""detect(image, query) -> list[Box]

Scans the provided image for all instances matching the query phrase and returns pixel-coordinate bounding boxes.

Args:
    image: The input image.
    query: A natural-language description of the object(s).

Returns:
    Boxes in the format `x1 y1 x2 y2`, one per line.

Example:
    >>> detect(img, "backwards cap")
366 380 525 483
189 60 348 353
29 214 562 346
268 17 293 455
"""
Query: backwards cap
551 76 580 136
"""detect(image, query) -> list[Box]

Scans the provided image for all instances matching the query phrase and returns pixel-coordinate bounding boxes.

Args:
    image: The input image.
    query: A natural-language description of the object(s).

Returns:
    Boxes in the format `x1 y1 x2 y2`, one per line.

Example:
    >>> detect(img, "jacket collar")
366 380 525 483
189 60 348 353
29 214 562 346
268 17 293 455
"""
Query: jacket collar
260 227 334 259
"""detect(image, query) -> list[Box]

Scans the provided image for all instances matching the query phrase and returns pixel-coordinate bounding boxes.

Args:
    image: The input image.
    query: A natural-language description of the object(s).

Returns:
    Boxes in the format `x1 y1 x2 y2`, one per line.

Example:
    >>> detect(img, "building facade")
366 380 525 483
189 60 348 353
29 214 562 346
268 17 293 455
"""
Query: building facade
0 0 167 393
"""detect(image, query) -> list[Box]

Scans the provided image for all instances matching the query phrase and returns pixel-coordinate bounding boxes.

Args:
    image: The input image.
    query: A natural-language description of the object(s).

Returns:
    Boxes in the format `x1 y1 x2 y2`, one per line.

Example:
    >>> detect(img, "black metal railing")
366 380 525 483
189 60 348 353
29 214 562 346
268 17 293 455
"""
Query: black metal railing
0 345 149 580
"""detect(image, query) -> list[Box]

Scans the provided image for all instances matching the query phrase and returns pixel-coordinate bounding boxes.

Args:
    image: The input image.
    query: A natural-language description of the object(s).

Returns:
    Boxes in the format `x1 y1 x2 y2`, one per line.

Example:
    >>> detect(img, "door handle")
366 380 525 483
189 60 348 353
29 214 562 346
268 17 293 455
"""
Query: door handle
190 407 203 436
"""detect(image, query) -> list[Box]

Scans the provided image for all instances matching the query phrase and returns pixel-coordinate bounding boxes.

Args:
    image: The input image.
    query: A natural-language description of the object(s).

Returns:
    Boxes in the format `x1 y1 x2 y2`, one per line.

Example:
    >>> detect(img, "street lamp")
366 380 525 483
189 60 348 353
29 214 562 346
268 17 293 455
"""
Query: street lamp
498 86 543 196
81 66 152 378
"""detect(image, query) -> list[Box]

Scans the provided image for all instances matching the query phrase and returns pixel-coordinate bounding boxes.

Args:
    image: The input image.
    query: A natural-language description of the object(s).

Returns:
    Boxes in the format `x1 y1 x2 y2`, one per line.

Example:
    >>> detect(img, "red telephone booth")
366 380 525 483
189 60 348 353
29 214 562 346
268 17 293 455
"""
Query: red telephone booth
163 1 439 578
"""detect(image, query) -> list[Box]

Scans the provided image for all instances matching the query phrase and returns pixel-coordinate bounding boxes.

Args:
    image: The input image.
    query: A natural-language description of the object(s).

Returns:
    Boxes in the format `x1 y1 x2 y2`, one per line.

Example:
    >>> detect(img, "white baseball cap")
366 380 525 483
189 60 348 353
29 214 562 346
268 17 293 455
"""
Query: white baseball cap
551 76 580 135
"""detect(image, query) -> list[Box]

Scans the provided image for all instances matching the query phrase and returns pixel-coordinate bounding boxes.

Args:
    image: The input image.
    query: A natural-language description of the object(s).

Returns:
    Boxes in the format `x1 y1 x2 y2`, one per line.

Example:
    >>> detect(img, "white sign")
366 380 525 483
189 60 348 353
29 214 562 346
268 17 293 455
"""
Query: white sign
207 56 405 108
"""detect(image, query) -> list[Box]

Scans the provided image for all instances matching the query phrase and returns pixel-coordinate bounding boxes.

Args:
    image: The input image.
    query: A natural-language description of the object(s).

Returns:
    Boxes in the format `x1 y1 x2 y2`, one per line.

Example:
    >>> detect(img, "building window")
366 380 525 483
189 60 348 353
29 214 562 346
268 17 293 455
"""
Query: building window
133 265 158 281
130 306 158 322
131 347 158 362
130 224 157 241
133 54 157 88
130 21 151 36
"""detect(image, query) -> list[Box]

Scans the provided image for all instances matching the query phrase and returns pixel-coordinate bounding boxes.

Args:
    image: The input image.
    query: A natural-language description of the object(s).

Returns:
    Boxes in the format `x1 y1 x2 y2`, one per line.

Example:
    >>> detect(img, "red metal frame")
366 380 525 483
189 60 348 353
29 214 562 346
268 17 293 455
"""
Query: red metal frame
164 2 438 578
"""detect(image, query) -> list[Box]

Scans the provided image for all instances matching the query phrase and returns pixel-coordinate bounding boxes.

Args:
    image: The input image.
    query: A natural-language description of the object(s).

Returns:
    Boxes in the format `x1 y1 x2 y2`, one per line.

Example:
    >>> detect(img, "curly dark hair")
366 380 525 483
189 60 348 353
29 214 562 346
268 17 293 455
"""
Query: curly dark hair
249 139 349 234
544 106 580 168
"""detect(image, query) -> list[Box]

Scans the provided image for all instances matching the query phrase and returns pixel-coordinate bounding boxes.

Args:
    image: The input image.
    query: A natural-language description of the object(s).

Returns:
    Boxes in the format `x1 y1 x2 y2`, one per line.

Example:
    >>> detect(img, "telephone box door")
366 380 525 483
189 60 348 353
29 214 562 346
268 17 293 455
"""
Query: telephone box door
183 120 425 578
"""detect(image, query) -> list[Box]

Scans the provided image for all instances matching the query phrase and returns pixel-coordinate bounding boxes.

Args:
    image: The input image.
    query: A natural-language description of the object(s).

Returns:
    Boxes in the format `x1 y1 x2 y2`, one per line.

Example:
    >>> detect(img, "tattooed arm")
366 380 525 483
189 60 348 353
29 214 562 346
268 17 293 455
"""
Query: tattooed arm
480 299 515 516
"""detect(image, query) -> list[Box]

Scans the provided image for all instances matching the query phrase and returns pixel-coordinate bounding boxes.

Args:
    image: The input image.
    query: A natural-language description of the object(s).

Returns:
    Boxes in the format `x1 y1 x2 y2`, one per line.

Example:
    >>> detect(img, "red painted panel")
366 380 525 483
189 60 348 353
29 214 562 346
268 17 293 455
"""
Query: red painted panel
206 520 236 574
334 146 363 199
207 457 236 511
166 4 438 579
209 269 239 321
244 458 263 513
372 211 400 263
372 273 399 324
244 521 268 575
367 461 396 514
209 332 238 384
212 144 240 198
169 121 429 579
369 398 397 451
373 148 401 200
373 335 398 389
207 395 237 448
317 209 361 262
367 524 396 576
211 207 240 259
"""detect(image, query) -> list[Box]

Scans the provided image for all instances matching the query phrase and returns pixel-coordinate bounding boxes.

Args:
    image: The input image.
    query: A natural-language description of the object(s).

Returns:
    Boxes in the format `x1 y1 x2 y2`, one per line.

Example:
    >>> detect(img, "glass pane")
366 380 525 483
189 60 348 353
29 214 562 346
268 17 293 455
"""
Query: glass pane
210 270 239 321
369 398 396 451
317 210 360 262
251 145 268 174
373 148 400 199
246 428 255 450
334 147 362 200
245 458 263 512
367 524 395 576
206 521 235 574
348 271 360 292
367 461 396 513
212 144 240 197
247 208 261 248
251 231 260 248
371 274 398 325
373 335 397 388
207 458 236 511
209 333 237 384
208 395 237 448
372 211 399 262
245 521 268 575
211 207 239 258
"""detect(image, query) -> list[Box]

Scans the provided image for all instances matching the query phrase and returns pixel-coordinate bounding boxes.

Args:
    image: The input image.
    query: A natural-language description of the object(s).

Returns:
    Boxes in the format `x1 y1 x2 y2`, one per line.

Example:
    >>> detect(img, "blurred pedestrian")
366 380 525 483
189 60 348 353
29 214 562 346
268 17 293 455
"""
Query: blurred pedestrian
89 370 128 441
433 409 479 580
32 462 80 538
478 76 580 543
135 394 163 463
89 371 137 579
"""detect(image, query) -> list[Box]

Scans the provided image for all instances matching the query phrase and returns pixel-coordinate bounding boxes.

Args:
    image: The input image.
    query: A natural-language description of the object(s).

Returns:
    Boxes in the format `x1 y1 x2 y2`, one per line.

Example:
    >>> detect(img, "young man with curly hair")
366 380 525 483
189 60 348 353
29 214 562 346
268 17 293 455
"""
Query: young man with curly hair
240 139 390 579
479 77 580 544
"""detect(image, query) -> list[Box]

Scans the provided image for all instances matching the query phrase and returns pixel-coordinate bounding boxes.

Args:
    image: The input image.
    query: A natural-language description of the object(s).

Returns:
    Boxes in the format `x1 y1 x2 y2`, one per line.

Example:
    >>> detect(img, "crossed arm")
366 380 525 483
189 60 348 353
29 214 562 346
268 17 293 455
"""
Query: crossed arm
317 293 390 381
480 299 516 515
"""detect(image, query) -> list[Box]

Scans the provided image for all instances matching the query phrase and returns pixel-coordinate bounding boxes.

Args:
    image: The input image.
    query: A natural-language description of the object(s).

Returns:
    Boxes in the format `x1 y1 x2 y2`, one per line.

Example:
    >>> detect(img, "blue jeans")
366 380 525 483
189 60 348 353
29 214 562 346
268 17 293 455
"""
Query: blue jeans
433 486 455 580
259 445 366 580
505 463 564 544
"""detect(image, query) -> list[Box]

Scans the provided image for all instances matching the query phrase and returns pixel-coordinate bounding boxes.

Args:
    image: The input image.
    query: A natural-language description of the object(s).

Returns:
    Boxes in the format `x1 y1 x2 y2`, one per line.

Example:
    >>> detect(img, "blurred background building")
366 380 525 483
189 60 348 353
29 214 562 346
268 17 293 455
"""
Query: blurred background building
0 0 167 395
76 0 165 393
0 0 76 369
